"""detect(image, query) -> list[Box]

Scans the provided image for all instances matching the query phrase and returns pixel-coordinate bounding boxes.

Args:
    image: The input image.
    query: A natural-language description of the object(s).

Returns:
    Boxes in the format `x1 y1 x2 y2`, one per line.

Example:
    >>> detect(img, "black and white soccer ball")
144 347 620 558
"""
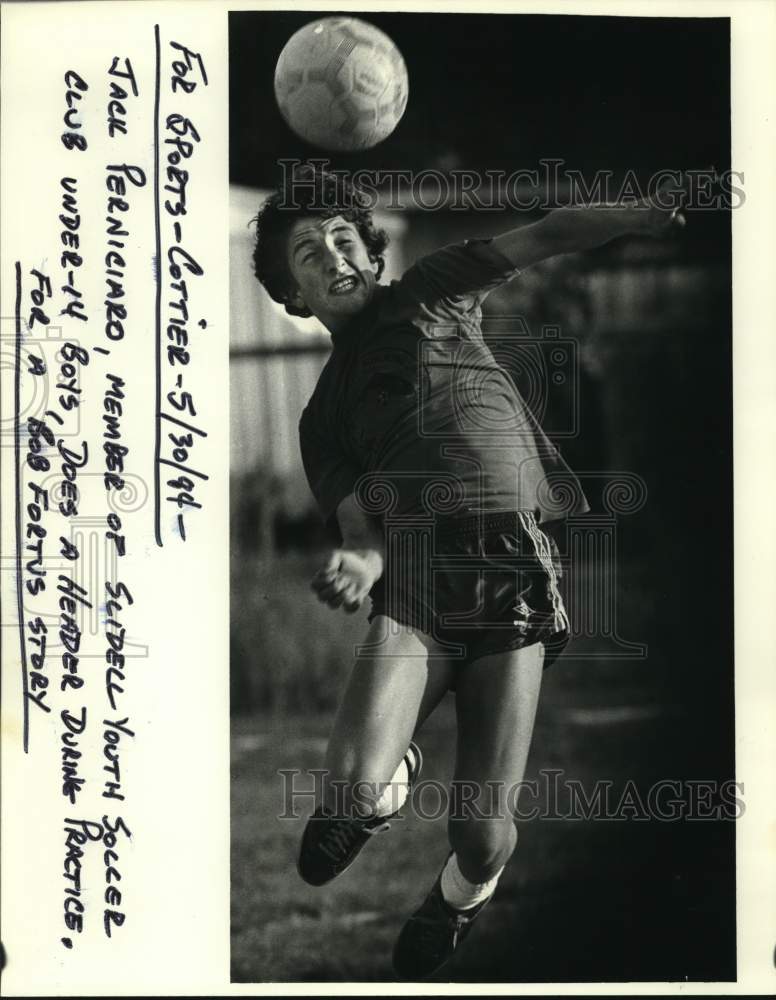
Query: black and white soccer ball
274 17 409 153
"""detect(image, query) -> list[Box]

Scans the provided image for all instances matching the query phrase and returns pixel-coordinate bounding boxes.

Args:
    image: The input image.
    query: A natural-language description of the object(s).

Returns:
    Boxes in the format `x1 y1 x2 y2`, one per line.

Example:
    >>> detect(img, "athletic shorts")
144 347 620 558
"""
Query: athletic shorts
367 510 570 669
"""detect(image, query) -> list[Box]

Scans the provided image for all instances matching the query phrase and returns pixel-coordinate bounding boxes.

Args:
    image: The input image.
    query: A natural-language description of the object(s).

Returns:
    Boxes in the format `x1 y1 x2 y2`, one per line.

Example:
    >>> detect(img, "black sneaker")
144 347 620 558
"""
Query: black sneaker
297 740 423 887
392 857 493 981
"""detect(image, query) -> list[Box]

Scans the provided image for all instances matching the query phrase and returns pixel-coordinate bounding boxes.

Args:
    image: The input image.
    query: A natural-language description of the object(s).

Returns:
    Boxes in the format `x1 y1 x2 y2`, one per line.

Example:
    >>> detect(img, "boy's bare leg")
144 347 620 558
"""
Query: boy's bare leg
321 614 453 816
391 642 545 978
448 642 544 882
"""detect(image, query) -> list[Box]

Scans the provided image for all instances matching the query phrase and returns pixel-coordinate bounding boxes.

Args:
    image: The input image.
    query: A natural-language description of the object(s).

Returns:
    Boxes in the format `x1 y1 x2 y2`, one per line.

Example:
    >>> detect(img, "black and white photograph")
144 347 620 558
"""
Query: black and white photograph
229 8 738 985
1 1 775 995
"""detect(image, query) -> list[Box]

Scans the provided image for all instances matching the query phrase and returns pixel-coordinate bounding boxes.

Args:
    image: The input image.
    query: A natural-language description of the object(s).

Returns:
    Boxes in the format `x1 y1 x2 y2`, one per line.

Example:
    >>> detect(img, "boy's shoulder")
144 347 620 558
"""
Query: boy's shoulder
392 239 519 323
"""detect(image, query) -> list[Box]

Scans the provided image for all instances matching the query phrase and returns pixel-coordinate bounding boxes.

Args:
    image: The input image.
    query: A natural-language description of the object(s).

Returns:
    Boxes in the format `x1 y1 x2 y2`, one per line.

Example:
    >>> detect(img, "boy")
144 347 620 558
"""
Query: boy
252 166 684 979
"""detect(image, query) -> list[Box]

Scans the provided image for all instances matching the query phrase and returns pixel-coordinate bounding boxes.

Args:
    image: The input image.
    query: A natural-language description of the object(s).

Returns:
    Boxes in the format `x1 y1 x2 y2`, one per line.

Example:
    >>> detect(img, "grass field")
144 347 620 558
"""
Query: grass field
231 633 736 984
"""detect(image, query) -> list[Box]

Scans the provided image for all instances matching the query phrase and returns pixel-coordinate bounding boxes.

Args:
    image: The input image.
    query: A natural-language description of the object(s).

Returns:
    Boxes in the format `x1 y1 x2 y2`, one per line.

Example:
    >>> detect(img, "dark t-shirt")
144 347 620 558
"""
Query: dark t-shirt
299 239 589 532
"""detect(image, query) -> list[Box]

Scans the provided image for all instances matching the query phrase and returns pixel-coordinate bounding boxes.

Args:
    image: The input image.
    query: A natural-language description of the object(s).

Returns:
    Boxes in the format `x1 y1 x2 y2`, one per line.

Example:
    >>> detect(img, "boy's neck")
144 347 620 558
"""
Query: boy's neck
327 284 382 341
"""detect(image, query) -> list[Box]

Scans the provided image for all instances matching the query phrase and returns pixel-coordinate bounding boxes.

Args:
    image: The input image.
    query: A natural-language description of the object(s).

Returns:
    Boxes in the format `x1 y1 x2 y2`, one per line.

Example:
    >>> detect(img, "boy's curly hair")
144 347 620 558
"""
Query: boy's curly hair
252 165 389 318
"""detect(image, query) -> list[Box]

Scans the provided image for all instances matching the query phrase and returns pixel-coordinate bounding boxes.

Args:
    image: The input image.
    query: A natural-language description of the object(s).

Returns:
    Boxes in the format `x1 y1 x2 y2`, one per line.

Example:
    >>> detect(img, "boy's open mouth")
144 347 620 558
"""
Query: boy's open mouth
329 275 359 296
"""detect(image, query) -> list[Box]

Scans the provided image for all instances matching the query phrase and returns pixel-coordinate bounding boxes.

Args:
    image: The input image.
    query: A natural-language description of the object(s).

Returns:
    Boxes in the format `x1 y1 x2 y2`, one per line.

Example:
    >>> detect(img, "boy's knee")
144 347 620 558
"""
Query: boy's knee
447 815 516 879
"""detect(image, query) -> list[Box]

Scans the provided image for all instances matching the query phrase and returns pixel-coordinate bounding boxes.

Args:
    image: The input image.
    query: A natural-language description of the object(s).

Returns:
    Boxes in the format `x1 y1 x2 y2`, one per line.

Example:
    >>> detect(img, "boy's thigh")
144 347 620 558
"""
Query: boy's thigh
452 642 544 814
325 615 453 783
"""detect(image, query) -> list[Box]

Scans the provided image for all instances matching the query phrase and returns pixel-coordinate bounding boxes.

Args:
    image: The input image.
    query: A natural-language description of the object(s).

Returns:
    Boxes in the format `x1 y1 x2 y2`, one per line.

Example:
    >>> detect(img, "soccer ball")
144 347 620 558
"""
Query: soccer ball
274 17 409 152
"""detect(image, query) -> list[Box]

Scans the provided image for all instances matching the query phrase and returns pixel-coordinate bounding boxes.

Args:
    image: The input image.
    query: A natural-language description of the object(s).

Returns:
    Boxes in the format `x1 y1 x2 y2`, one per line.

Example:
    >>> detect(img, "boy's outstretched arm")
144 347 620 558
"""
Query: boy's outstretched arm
310 494 384 614
492 174 689 270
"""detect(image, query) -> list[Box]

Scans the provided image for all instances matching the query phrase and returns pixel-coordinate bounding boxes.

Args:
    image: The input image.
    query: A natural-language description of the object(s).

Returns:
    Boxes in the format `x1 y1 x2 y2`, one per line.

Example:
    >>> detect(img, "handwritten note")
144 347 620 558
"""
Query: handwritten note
2 1 775 996
2 5 228 992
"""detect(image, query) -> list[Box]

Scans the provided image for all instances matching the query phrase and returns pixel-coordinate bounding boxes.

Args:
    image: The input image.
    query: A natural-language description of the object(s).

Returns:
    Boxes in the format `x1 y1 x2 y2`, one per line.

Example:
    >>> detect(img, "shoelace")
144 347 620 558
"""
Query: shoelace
413 895 471 954
319 816 391 860
449 912 469 950
320 818 359 856
364 820 391 835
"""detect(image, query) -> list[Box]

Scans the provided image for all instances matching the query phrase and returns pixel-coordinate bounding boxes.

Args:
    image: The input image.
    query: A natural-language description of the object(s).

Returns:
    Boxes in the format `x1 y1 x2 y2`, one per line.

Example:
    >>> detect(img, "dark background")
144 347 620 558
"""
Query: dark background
230 12 730 185
229 11 734 985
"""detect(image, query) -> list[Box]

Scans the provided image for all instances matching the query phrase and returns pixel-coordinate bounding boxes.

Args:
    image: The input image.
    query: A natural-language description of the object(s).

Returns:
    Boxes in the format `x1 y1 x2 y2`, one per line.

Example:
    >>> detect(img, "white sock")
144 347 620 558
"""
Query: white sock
440 852 504 910
373 756 409 817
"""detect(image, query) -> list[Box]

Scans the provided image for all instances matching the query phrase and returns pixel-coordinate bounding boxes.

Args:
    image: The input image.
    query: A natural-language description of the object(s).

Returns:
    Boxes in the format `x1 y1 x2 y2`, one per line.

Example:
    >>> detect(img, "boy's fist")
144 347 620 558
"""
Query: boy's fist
637 168 716 236
311 548 384 613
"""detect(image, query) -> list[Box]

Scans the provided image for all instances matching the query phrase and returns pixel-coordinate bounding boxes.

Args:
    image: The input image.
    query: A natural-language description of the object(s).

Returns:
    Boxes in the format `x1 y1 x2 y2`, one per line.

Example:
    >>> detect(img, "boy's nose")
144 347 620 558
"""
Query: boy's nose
323 246 346 273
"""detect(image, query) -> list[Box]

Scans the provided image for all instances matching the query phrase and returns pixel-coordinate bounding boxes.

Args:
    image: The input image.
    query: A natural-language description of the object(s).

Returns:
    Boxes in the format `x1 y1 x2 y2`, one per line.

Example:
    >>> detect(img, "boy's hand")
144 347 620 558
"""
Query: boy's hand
493 168 710 267
311 548 384 614
635 170 713 236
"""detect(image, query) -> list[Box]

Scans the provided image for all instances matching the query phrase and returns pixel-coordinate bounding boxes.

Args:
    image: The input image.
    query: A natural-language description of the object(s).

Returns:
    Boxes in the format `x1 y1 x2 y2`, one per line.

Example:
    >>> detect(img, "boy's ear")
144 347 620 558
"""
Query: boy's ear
285 285 312 318
368 254 384 283
287 284 306 311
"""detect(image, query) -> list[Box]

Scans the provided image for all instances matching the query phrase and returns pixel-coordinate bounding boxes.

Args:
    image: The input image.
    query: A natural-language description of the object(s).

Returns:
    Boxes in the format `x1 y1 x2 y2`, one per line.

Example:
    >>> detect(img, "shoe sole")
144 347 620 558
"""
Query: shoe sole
406 739 423 788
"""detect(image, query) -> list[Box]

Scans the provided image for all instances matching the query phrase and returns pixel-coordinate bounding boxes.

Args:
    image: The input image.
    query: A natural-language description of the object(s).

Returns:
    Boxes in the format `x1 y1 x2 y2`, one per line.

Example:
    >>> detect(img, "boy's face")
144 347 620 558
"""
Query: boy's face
286 215 378 331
